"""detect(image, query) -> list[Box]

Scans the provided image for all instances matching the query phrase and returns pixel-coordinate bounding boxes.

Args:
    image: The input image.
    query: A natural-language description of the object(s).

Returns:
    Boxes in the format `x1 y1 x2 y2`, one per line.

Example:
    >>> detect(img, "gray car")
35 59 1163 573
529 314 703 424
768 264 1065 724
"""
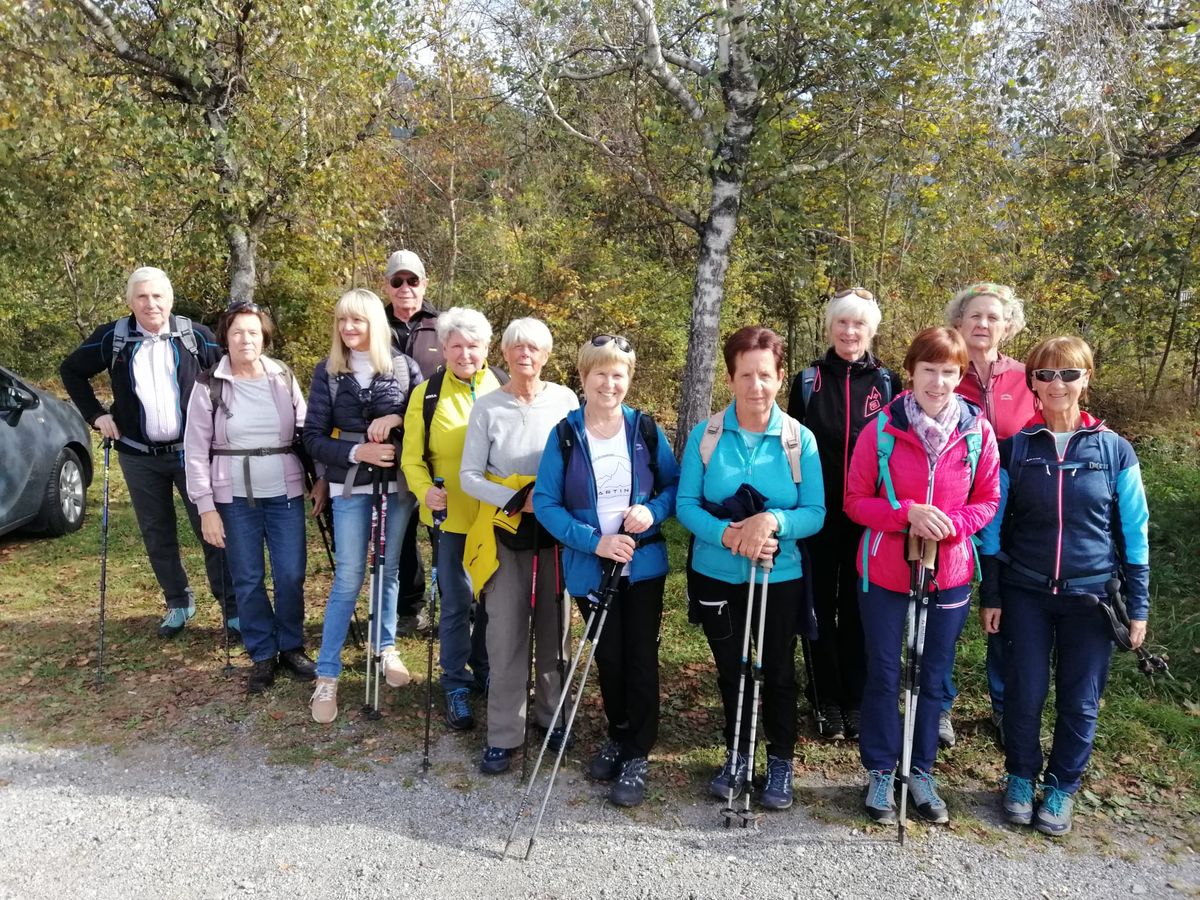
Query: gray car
0 365 93 537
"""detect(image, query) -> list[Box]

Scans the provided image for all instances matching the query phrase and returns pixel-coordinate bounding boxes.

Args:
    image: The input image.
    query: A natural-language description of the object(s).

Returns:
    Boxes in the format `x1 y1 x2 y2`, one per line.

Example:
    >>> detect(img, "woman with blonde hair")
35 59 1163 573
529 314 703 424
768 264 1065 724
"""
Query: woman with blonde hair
302 289 423 723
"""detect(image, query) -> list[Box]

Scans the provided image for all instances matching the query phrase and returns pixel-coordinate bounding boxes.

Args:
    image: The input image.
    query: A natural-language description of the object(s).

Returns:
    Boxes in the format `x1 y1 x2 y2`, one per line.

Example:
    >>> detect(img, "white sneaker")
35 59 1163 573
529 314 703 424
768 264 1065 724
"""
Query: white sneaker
310 676 338 724
380 647 411 688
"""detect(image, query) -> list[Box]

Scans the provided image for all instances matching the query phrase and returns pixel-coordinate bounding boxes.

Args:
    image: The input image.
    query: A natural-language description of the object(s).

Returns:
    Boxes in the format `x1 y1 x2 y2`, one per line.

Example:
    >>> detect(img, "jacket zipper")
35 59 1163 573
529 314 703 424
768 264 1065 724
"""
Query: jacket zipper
842 369 852 505
1050 430 1077 593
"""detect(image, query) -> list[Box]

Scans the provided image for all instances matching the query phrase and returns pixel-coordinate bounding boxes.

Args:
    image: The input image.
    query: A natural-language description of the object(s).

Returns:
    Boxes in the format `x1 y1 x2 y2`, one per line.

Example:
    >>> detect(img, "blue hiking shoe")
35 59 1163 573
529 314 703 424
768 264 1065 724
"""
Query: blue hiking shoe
479 746 513 775
609 757 649 808
545 725 575 753
1035 776 1075 837
760 755 794 810
908 767 949 824
1003 774 1035 826
709 750 749 800
865 769 897 824
157 604 195 639
444 688 474 731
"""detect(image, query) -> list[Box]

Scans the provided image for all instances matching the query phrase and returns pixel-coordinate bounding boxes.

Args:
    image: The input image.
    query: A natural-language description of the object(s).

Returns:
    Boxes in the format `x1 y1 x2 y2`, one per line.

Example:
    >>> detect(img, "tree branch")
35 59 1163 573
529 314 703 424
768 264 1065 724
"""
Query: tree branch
629 0 714 148
747 147 858 197
68 0 198 99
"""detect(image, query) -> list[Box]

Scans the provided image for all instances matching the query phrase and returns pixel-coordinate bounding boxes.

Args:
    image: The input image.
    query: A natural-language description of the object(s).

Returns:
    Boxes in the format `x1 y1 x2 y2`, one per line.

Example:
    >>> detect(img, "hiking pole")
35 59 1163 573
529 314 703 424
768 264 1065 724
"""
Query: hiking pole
422 477 446 773
95 437 112 686
1079 582 1172 680
503 554 623 861
799 635 829 738
737 553 775 827
898 534 936 846
553 545 568 723
362 469 386 720
722 562 759 829
521 525 541 780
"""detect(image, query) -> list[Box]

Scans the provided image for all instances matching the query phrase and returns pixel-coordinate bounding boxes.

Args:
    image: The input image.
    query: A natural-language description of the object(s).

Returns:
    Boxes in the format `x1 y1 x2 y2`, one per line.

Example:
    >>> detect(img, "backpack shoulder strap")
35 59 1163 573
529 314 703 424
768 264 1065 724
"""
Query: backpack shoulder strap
556 417 575 471
698 412 725 468
174 315 199 359
422 368 448 466
965 430 982 487
780 413 803 484
110 317 131 367
636 411 662 496
875 412 901 510
489 365 510 385
878 367 896 404
800 365 818 409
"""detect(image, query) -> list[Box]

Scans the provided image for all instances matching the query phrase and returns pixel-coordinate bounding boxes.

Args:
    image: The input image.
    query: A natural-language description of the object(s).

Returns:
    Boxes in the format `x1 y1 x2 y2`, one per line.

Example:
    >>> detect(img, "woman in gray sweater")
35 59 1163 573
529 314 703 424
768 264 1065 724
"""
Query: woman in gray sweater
460 317 579 774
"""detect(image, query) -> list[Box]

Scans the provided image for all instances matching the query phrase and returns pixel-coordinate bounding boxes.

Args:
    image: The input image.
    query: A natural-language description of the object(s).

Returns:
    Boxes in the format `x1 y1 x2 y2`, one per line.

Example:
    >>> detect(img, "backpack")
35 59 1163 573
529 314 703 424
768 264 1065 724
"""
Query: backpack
796 362 895 412
698 410 803 483
110 315 200 366
555 412 663 497
421 365 509 466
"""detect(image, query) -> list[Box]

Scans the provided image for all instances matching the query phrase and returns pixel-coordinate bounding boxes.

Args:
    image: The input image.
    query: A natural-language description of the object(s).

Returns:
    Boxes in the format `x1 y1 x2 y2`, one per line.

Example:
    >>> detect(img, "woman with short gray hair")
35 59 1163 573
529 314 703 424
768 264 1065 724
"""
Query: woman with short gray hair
460 317 579 775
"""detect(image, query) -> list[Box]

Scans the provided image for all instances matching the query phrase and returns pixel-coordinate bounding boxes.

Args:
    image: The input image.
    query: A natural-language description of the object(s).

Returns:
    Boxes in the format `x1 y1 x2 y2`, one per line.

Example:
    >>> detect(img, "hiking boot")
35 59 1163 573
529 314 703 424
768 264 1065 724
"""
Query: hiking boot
709 750 749 799
379 647 411 688
157 604 195 639
444 688 474 731
760 756 794 810
937 710 956 749
865 769 897 824
278 648 317 681
589 738 623 782
415 605 434 635
1002 774 1035 826
545 725 575 753
908 768 949 824
609 757 649 807
310 677 338 724
1035 777 1075 837
247 657 276 694
225 616 242 644
843 707 861 741
820 704 846 741
480 746 513 775
395 614 421 638
992 709 1006 750
471 672 490 697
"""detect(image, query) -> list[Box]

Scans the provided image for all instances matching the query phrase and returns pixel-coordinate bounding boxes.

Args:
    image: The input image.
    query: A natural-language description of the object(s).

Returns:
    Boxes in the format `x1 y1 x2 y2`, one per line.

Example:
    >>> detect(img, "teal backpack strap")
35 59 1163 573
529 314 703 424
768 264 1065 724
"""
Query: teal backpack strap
861 528 872 591
965 431 982 488
875 413 901 510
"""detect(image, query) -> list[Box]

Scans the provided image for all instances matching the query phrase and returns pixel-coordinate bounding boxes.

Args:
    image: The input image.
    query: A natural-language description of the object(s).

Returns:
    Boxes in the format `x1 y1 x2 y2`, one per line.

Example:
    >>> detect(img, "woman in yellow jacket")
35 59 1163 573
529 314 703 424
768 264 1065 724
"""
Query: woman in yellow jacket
402 307 505 731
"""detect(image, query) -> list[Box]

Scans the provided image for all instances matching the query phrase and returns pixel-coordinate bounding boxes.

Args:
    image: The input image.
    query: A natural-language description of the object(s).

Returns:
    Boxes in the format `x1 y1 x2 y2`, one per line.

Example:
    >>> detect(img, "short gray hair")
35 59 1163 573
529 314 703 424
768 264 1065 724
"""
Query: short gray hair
824 293 882 344
945 281 1027 344
436 307 492 347
501 317 553 353
126 266 173 303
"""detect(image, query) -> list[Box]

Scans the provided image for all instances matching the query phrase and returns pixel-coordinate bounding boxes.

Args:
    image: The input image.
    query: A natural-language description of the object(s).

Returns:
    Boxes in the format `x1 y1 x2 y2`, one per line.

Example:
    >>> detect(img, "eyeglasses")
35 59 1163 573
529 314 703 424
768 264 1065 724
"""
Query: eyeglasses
390 274 421 288
832 287 876 302
226 299 261 314
591 334 632 353
1032 368 1087 383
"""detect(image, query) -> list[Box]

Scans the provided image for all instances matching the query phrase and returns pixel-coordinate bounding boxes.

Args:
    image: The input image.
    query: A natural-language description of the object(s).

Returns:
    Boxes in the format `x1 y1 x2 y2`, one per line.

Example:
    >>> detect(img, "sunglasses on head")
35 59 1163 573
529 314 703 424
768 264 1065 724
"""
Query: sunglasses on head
226 299 261 314
1032 368 1086 383
390 274 421 288
591 334 632 352
832 287 876 302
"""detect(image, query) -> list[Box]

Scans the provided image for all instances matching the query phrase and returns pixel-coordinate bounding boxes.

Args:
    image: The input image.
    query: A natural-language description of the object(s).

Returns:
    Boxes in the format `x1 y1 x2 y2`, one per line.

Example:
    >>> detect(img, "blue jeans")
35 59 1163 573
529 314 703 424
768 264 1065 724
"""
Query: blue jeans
217 496 307 662
1001 585 1113 793
436 530 488 692
858 582 971 774
316 491 416 679
942 630 1005 714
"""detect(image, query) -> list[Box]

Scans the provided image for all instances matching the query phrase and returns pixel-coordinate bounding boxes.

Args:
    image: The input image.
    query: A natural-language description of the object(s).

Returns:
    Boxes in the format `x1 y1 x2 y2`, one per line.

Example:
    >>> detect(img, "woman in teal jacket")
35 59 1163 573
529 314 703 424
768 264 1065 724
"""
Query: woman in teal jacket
677 326 825 812
534 335 678 807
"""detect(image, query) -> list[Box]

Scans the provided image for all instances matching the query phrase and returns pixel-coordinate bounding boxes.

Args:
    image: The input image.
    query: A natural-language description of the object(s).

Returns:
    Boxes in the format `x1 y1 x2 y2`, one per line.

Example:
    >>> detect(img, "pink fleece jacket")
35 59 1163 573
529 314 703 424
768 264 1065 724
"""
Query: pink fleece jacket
956 353 1035 440
844 393 1000 594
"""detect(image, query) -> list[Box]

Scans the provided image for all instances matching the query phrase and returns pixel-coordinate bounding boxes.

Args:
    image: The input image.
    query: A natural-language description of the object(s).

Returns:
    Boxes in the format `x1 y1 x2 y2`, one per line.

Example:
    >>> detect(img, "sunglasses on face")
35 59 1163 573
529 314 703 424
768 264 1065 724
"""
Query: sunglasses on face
591 334 632 352
1032 368 1087 383
390 274 421 288
832 287 876 302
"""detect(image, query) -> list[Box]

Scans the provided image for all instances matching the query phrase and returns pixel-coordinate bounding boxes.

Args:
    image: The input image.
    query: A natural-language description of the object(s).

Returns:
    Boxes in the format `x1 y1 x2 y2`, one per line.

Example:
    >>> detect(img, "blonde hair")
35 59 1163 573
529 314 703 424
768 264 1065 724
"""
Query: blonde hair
577 337 636 382
327 289 394 376
1024 336 1094 399
945 282 1027 344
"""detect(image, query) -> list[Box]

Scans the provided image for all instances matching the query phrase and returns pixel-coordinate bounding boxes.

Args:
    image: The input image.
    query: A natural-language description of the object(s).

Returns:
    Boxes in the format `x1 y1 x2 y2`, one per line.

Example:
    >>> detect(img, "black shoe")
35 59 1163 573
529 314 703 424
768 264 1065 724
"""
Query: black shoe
247 658 276 694
444 688 475 731
820 704 846 740
544 725 575 753
609 757 648 807
843 707 861 741
278 648 317 682
395 614 421 637
589 738 623 781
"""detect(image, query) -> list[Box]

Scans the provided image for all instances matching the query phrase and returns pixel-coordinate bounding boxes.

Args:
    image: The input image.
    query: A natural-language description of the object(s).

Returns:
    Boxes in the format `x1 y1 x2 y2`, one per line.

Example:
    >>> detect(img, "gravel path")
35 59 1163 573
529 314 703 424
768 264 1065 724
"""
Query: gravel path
1 736 1196 900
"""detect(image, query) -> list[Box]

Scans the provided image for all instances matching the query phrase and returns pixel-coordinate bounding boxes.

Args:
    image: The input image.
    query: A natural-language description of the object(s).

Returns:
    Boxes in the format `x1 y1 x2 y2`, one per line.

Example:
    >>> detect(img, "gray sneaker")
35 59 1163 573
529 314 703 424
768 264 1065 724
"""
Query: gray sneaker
1035 778 1075 836
864 769 896 824
907 767 949 824
937 709 956 749
1002 774 1035 825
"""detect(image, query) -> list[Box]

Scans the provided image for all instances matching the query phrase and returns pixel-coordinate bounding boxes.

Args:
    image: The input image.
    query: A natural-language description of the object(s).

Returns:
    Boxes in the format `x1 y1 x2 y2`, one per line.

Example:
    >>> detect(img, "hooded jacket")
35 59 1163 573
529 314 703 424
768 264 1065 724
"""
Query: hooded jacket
844 393 1000 594
978 411 1150 620
955 353 1036 441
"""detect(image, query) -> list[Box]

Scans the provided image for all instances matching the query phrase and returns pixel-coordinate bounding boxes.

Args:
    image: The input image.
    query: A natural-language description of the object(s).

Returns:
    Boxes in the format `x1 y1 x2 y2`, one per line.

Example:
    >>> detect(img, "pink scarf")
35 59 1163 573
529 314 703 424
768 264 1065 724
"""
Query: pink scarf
904 392 959 467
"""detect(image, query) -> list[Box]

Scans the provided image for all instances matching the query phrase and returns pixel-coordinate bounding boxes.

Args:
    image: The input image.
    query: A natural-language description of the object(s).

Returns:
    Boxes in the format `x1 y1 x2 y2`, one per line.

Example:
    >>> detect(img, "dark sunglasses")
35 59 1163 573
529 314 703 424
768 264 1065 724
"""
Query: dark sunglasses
832 286 876 302
1032 368 1086 383
226 299 261 314
591 334 632 353
390 274 421 288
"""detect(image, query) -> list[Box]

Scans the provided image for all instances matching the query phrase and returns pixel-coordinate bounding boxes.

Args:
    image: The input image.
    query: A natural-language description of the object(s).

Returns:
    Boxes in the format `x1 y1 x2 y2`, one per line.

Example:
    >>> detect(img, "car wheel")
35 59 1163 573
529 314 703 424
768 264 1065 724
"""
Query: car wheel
37 447 87 536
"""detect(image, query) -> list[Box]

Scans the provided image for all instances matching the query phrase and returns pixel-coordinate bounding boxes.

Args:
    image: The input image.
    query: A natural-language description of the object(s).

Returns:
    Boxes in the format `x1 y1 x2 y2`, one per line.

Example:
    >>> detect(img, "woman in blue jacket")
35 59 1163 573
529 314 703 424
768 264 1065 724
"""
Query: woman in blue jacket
677 326 825 812
534 335 679 807
979 336 1151 837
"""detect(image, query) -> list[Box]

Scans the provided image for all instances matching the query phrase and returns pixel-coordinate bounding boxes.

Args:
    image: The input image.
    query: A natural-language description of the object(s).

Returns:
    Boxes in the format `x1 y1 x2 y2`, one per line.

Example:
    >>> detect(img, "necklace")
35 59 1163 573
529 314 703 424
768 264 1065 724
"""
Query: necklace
586 414 623 440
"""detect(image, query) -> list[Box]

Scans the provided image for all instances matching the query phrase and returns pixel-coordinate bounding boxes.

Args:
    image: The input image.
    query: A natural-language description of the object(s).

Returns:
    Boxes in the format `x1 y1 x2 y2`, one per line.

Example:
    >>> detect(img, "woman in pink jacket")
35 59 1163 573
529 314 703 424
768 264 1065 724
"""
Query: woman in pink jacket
845 327 999 826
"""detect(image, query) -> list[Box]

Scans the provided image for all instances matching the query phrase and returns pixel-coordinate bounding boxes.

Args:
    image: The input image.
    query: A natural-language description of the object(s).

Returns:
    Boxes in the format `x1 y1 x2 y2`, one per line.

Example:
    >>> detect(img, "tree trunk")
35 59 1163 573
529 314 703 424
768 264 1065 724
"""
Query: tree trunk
226 223 258 304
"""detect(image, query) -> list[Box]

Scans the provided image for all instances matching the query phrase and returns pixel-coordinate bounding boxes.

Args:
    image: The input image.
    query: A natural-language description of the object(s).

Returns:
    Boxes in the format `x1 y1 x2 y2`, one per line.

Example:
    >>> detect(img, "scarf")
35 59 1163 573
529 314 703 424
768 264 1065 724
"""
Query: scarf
904 392 959 467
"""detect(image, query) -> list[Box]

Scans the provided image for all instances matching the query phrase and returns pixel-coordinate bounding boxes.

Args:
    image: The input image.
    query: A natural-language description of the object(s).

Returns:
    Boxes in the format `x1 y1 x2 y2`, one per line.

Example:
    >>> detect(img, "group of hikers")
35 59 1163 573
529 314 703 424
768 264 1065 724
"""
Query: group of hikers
60 256 1151 839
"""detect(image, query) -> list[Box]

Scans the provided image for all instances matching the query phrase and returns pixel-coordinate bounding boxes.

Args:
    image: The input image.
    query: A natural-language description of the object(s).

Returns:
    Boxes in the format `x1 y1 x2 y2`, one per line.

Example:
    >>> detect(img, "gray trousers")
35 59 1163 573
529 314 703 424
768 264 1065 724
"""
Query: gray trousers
118 450 234 615
484 542 570 749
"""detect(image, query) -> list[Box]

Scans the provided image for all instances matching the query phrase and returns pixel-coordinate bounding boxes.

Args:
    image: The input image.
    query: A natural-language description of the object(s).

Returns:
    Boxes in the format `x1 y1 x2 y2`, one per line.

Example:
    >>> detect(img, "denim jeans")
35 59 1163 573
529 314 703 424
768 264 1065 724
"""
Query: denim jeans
316 491 416 679
1001 585 1113 793
217 495 307 662
436 530 488 692
858 582 970 774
